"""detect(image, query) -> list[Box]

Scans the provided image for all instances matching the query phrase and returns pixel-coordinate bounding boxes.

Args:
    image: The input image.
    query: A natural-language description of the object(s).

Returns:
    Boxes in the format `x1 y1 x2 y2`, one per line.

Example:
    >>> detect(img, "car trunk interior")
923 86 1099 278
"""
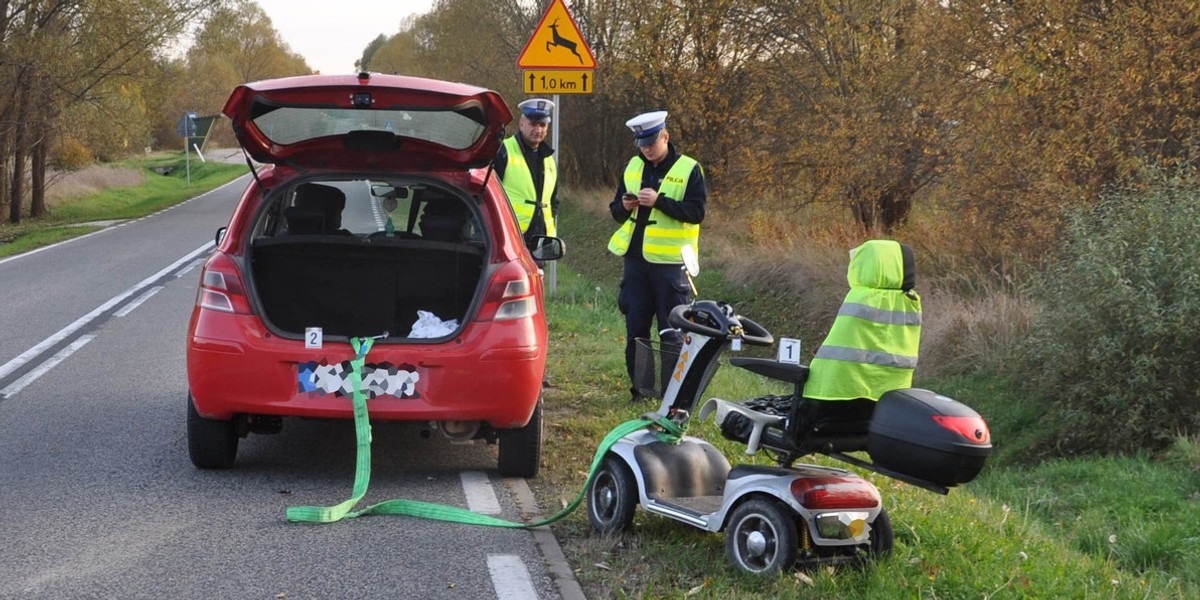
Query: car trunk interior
246 180 486 340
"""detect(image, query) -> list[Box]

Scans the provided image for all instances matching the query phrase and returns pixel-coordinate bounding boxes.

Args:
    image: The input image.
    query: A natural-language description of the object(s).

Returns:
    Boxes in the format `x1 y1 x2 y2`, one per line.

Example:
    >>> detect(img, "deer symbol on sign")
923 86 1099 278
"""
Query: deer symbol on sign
545 19 585 64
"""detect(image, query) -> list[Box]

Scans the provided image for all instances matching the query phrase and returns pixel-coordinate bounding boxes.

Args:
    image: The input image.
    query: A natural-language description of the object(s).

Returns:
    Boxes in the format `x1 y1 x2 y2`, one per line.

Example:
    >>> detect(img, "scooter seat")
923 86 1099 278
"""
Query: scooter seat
729 357 809 384
709 393 875 458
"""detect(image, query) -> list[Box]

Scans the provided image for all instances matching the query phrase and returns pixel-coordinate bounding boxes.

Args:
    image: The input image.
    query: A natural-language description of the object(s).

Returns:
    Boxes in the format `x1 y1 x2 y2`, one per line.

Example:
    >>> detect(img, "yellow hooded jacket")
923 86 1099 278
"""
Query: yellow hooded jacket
802 240 922 401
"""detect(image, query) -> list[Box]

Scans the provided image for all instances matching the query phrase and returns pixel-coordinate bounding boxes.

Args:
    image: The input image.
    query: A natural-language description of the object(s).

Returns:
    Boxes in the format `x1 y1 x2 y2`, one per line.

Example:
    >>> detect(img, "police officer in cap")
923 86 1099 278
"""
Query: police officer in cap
494 98 559 244
608 110 707 402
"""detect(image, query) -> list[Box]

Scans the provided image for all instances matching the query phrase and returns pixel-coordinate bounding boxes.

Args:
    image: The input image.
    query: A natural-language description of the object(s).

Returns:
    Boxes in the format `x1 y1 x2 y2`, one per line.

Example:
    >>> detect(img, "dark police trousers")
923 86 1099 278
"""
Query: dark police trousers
618 257 690 397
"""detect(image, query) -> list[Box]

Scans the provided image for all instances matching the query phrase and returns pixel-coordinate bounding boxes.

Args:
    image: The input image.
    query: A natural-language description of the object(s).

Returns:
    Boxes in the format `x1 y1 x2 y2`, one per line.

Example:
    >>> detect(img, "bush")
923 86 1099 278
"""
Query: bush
1015 175 1200 454
50 136 94 170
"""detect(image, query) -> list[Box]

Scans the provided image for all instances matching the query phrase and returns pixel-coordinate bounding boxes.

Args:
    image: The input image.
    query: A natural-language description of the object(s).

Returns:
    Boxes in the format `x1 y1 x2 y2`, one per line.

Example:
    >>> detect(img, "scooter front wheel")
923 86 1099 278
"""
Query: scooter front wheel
587 454 638 534
725 498 799 574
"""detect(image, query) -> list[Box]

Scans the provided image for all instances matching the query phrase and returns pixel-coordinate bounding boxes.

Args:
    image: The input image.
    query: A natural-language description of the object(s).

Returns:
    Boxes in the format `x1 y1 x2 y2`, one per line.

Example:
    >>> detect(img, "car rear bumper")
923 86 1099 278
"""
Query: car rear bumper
187 312 544 428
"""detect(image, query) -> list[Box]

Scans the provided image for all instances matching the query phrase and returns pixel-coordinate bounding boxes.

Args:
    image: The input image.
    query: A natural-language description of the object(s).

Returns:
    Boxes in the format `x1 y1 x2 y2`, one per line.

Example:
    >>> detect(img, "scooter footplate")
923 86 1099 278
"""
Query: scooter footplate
647 494 724 517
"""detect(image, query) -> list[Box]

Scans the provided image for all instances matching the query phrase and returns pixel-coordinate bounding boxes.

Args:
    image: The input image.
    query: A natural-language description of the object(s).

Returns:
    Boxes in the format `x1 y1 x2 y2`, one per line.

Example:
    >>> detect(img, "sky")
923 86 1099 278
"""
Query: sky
252 0 437 75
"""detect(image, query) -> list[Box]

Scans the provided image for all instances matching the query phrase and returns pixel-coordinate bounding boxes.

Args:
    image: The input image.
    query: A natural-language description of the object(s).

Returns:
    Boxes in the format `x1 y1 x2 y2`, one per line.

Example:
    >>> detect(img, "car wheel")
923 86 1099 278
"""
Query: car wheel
587 454 638 534
187 394 238 469
726 498 799 575
498 399 542 478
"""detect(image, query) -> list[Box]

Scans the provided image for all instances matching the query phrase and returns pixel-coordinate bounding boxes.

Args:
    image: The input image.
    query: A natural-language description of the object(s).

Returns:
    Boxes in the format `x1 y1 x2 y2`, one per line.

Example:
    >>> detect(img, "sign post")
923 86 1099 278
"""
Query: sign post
175 112 198 186
516 0 597 295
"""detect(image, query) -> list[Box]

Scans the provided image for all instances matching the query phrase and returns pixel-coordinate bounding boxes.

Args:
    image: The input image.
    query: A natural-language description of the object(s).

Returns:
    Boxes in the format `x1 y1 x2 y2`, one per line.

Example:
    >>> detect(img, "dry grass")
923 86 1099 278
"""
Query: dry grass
918 281 1036 377
45 166 144 208
700 194 1038 377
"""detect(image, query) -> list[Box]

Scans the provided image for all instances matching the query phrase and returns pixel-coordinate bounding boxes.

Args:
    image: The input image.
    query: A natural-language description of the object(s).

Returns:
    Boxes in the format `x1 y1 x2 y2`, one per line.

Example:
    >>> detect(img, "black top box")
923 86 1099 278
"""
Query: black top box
867 388 992 487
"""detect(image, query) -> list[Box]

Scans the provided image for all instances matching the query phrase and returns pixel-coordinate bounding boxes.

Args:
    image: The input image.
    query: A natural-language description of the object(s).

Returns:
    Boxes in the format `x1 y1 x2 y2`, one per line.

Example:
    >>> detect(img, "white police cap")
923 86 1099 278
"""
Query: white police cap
626 110 668 146
518 98 555 122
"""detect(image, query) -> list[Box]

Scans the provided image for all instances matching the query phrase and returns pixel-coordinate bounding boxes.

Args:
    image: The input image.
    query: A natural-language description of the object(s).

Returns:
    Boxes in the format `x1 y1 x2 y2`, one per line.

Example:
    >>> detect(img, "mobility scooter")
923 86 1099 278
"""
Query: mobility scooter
586 245 992 574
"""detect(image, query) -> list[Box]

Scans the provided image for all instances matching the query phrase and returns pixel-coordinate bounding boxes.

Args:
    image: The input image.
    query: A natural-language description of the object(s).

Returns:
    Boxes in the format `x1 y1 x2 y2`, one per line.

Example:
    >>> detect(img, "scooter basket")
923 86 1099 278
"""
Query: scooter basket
633 338 682 399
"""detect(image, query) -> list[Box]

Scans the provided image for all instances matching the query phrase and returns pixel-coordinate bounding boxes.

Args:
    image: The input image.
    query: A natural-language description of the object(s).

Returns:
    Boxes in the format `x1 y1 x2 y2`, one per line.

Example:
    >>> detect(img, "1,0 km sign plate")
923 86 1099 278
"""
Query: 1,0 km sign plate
523 70 594 94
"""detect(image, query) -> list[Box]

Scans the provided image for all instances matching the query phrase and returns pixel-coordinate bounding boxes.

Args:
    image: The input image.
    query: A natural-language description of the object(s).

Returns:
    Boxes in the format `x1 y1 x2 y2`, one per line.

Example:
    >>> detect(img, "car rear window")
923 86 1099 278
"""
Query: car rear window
254 179 483 244
251 107 487 150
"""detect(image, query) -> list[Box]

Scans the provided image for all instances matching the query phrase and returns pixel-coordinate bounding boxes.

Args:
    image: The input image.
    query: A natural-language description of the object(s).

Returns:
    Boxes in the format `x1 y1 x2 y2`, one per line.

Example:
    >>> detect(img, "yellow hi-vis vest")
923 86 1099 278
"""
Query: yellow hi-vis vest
501 136 557 236
802 240 922 401
607 155 700 263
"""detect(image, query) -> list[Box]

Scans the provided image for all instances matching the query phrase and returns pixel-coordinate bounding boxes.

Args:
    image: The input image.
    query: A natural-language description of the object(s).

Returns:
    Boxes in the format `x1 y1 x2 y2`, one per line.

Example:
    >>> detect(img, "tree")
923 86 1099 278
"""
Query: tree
181 0 309 126
357 33 388 72
1 0 219 223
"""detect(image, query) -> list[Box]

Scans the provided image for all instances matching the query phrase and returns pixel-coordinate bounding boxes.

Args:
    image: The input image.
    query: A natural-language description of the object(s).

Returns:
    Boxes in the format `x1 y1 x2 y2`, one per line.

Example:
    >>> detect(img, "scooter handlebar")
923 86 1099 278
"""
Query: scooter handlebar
668 301 774 347
737 315 774 347
669 301 729 339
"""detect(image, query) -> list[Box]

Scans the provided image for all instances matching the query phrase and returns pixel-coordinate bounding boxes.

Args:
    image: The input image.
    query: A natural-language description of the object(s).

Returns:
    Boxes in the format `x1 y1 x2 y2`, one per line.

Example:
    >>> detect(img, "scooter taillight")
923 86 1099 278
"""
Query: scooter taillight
932 415 991 445
790 476 881 510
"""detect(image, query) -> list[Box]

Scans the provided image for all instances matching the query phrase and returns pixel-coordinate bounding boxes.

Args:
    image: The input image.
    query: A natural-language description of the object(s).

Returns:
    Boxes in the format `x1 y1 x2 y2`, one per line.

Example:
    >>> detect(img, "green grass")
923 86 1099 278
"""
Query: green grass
0 152 244 258
535 192 1200 599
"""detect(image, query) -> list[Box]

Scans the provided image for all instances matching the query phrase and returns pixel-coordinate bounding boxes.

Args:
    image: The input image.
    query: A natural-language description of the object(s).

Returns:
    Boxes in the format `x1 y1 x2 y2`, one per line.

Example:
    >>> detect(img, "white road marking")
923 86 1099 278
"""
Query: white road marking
175 257 206 278
1 335 95 398
487 554 538 600
0 242 213 397
369 190 386 229
114 286 163 317
461 470 502 515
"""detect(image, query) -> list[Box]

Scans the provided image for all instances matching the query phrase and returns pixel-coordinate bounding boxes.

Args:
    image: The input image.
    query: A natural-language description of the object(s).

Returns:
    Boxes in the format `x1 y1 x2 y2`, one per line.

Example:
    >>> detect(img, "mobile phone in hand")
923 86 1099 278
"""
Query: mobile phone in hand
623 193 638 202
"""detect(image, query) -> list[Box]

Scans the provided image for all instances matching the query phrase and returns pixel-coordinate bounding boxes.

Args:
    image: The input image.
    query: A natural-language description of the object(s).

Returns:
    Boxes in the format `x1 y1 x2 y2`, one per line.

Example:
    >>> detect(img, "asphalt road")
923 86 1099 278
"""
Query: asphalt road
0 175 574 599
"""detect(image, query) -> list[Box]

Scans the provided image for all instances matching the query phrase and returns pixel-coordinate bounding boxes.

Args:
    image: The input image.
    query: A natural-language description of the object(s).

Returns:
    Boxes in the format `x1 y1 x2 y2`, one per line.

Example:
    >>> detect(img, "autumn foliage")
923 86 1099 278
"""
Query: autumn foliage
367 0 1200 268
0 0 309 225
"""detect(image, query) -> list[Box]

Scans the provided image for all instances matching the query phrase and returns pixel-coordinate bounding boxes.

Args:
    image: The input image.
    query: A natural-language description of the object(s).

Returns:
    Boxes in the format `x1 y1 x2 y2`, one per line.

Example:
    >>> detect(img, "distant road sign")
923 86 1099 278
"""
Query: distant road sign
175 112 198 137
516 0 595 69
523 70 594 94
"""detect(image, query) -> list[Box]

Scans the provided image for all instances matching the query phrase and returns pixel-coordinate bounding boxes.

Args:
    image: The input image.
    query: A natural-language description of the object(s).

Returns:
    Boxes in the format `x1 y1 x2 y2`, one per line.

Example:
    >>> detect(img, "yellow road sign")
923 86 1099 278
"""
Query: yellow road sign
523 70 594 95
516 0 596 69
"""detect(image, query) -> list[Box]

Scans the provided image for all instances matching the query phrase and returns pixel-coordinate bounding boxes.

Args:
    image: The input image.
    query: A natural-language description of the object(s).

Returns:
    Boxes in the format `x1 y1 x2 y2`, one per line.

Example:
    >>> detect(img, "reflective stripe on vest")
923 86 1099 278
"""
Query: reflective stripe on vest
813 345 919 370
836 302 923 326
501 136 557 236
607 155 699 263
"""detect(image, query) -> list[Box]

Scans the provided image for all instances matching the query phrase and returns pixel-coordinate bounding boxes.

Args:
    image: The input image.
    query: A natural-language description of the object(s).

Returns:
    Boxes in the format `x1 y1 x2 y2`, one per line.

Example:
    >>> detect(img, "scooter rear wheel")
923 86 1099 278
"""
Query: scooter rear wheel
587 454 638 534
869 508 894 557
725 498 799 574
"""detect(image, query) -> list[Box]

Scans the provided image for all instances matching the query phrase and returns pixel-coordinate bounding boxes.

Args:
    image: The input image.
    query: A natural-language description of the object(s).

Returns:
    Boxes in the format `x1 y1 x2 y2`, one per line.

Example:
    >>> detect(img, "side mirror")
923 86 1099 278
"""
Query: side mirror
680 244 699 277
214 226 227 245
527 236 565 262
680 244 699 298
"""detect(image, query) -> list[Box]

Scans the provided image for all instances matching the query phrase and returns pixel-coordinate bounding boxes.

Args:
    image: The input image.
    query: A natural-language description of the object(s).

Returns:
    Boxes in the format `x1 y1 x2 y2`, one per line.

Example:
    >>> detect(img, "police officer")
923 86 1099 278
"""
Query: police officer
608 111 707 402
494 98 558 244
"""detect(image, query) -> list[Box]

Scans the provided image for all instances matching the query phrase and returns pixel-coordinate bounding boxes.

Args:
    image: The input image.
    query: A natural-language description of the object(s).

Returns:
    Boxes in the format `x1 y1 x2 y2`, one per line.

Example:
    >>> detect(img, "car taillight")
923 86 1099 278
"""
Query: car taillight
197 253 251 314
790 476 881 509
478 261 538 322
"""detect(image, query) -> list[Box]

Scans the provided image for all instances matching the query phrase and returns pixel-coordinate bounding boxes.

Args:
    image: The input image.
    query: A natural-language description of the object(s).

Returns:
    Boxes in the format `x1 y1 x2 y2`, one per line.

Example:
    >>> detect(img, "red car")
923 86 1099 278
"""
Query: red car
186 73 563 476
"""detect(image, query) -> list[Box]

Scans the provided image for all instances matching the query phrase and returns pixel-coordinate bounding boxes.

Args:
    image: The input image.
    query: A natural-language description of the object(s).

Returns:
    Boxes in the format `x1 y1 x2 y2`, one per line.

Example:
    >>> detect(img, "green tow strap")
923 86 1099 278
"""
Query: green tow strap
287 337 684 528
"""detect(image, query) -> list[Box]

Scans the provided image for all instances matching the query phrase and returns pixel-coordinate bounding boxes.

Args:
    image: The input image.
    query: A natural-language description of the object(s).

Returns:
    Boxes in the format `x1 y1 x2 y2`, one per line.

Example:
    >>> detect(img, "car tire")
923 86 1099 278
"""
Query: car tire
587 454 638 534
725 498 799 574
187 394 238 469
498 399 542 478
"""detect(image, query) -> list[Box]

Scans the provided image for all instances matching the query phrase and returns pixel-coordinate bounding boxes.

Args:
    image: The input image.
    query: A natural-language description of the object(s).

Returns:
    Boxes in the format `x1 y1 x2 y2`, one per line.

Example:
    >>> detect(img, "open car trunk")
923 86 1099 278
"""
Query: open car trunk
245 179 487 340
